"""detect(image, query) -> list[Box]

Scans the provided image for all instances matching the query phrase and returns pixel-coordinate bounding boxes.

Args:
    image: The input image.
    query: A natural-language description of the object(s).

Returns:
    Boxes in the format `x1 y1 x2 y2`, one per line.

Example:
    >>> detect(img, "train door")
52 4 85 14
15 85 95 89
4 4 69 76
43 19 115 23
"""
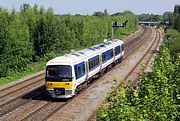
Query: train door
85 61 89 82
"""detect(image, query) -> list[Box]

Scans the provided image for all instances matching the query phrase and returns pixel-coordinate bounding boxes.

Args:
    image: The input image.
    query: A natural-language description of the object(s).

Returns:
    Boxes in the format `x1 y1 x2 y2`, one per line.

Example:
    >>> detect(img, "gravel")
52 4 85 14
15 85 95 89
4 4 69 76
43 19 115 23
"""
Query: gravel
47 27 160 121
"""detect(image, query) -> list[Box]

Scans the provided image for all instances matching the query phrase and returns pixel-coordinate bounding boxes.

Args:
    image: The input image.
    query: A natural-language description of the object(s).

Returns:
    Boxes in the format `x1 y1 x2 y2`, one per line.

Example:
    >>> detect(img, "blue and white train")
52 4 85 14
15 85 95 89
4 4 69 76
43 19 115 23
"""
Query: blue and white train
45 39 124 98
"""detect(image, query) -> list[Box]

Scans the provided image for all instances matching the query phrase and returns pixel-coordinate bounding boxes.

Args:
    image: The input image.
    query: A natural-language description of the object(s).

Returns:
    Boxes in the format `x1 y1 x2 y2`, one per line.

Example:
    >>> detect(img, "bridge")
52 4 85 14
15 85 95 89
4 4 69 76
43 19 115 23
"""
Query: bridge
138 21 161 26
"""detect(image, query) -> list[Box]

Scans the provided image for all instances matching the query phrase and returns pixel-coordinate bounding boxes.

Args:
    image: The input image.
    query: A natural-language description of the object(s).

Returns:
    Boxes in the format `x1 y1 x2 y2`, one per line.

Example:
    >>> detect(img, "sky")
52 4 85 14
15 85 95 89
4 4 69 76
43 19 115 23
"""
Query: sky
0 0 180 15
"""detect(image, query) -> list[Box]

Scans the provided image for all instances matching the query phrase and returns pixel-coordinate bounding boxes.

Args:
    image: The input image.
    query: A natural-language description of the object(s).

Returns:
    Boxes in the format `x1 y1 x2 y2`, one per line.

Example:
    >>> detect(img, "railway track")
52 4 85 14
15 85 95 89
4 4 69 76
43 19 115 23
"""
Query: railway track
0 27 145 106
26 27 155 121
46 26 159 121
130 29 161 86
21 100 68 121
0 26 159 121
116 28 160 87
0 86 46 117
123 26 152 59
88 28 161 121
0 72 44 105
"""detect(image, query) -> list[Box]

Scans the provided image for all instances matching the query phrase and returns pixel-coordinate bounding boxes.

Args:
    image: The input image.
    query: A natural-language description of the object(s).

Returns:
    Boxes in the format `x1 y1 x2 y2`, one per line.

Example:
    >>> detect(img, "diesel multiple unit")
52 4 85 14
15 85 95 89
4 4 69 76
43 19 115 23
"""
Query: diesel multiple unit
45 39 124 98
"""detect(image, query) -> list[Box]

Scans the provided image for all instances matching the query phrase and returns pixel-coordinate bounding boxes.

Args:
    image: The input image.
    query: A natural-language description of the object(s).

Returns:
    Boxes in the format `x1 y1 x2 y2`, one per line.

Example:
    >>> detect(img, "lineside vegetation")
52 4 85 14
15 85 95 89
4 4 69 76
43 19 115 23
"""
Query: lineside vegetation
97 45 180 120
97 25 180 121
97 5 180 120
0 4 138 85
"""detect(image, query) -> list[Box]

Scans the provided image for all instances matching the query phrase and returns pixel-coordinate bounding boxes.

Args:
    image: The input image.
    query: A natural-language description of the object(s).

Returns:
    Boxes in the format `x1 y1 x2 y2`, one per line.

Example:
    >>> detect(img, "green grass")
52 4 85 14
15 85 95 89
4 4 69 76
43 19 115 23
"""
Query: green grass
0 61 45 86
0 51 67 86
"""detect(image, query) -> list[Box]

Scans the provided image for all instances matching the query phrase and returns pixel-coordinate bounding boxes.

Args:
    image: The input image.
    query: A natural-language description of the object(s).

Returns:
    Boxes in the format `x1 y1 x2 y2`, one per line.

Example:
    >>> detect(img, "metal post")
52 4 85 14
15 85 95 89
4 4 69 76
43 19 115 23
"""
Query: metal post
111 21 127 40
112 26 115 40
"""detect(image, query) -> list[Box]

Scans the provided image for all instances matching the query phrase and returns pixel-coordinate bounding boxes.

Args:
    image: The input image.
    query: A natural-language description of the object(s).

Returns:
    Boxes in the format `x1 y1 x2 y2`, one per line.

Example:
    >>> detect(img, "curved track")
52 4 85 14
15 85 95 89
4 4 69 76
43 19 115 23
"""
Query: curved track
0 26 161 121
88 28 161 121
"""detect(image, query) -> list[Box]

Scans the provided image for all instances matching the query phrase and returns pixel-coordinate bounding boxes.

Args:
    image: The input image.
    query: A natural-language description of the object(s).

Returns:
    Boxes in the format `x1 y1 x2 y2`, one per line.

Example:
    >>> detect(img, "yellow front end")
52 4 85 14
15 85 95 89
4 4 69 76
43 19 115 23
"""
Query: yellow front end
45 81 74 98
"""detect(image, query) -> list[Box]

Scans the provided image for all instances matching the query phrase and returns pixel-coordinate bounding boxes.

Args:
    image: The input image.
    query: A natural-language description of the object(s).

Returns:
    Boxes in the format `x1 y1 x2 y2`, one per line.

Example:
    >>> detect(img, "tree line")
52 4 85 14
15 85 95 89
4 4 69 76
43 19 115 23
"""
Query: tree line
163 5 180 62
138 13 162 22
164 29 180 62
0 4 138 78
163 5 180 31
138 5 180 32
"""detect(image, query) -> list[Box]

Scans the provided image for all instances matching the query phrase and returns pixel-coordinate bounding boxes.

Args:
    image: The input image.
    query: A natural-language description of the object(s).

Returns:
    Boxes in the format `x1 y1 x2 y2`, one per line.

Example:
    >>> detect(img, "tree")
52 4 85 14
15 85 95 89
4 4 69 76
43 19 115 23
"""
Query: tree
163 11 174 26
0 12 32 76
138 13 162 22
174 14 180 31
104 9 109 16
174 5 180 14
93 11 104 16
173 5 180 31
0 8 9 77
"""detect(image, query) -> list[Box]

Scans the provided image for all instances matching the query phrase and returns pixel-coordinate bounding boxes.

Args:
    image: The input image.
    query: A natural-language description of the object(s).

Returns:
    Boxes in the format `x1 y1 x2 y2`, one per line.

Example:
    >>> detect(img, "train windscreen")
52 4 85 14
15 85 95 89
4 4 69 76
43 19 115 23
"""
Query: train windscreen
46 65 72 78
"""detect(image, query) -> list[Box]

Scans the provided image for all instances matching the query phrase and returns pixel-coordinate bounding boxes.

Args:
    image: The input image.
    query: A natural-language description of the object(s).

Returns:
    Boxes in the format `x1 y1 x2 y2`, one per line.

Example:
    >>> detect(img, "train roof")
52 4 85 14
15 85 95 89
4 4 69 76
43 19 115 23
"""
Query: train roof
46 39 123 66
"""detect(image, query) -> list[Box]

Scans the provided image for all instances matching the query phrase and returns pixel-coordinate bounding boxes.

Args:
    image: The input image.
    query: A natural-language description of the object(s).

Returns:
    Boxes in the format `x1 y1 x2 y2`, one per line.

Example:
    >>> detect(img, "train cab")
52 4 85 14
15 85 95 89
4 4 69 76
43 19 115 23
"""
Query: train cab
45 58 76 98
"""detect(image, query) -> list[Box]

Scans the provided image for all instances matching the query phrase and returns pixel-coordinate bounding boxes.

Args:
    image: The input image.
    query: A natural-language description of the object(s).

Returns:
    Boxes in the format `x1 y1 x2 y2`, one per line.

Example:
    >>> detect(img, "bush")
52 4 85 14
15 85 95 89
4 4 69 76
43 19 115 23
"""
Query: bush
97 46 180 120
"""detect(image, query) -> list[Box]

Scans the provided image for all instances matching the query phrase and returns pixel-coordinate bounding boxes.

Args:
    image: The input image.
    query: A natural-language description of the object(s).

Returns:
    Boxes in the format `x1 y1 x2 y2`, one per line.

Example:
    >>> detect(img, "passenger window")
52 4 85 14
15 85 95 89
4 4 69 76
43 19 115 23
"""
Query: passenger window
110 50 113 57
89 61 92 70
102 54 106 62
122 44 124 51
82 64 85 74
93 60 95 67
97 58 99 64
95 58 97 65
90 61 92 69
78 66 81 76
88 56 100 70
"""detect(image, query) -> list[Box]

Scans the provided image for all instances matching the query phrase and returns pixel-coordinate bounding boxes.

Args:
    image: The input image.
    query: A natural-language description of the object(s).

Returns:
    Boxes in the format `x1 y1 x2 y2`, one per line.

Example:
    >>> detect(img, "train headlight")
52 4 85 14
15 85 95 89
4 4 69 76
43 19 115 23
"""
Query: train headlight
65 83 70 85
46 82 52 88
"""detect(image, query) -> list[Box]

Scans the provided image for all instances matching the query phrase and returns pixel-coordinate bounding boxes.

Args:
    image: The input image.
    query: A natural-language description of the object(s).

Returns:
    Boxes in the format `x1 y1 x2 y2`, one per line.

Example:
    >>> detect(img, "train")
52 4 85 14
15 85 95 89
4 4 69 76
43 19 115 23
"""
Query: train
45 39 124 98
